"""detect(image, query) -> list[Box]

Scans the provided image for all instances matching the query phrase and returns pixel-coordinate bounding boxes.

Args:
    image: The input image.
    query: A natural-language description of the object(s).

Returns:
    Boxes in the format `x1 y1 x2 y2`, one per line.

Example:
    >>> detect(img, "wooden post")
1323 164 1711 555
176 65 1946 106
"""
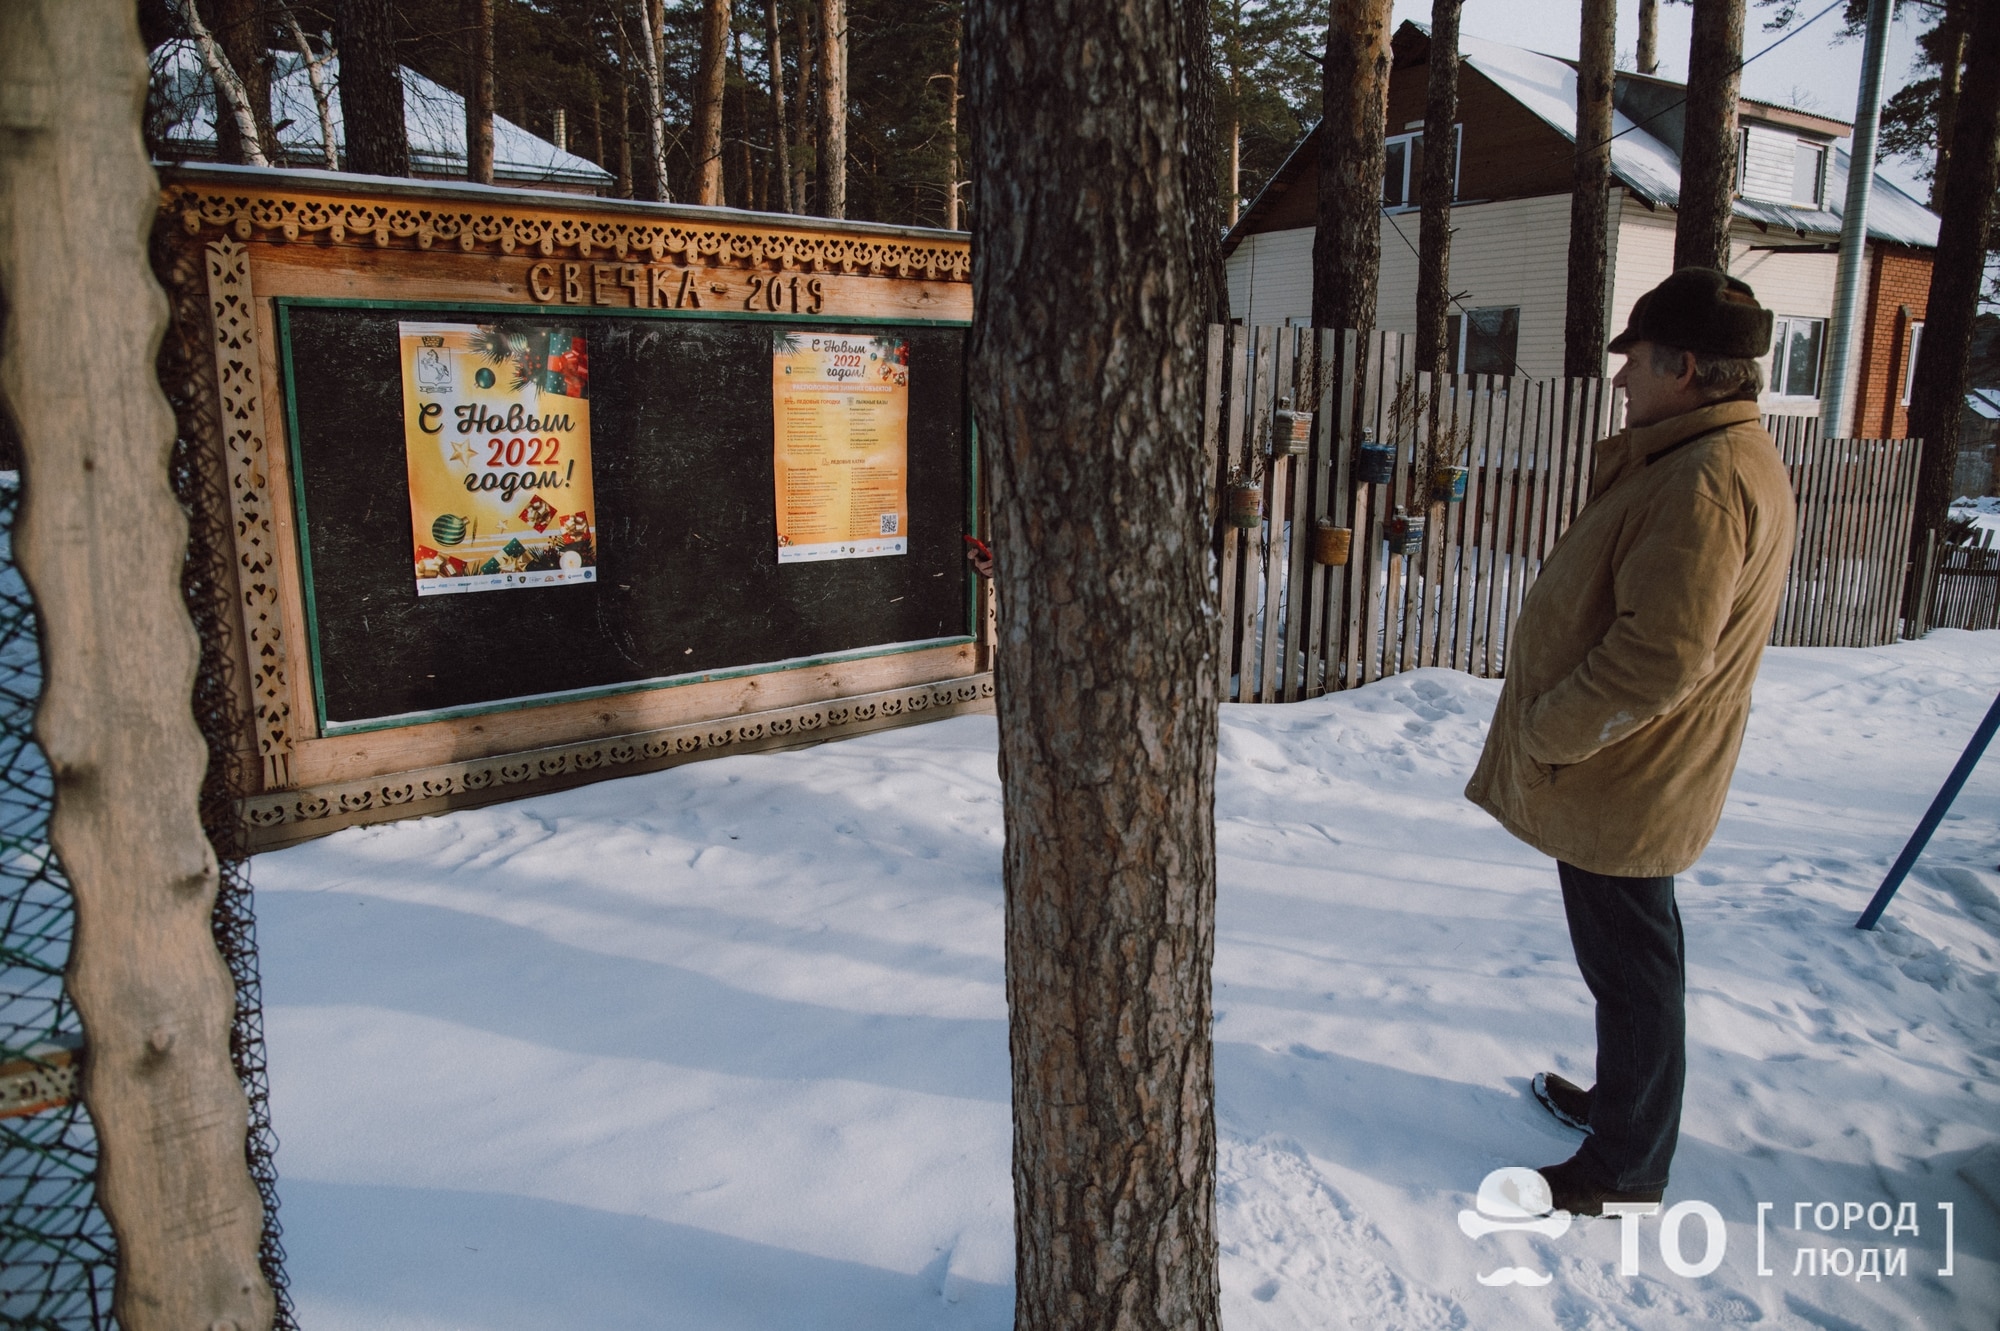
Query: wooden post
0 4 273 1329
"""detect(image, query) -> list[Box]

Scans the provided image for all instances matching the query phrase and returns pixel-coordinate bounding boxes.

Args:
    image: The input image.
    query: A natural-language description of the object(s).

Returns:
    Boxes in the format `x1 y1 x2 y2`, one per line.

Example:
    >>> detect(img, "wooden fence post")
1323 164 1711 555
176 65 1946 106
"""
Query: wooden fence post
0 4 274 1329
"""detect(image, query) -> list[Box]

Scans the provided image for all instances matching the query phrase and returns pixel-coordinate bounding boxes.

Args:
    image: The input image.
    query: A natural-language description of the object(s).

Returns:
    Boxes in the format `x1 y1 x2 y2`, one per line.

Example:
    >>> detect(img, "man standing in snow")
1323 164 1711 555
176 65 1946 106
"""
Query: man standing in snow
1464 268 1795 1216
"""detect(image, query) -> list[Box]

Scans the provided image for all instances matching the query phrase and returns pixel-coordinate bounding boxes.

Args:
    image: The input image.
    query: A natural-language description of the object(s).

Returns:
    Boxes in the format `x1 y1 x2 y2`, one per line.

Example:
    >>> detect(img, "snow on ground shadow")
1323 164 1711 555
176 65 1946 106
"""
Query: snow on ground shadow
255 631 2000 1330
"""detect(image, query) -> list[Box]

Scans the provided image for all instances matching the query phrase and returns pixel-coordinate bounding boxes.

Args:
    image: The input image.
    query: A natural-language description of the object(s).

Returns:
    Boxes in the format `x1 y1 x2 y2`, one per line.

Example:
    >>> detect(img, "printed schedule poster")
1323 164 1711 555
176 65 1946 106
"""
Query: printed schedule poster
772 330 910 563
399 321 597 597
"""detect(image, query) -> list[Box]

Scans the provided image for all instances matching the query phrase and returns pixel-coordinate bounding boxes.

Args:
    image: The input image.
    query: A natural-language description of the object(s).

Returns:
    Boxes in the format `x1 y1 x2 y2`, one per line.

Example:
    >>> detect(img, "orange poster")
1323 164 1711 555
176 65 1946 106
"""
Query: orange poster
772 331 910 563
399 321 597 597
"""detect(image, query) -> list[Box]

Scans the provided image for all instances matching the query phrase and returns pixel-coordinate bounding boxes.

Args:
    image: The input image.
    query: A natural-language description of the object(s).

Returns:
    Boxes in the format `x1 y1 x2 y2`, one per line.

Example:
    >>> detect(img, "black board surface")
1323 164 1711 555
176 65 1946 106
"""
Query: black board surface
280 303 971 730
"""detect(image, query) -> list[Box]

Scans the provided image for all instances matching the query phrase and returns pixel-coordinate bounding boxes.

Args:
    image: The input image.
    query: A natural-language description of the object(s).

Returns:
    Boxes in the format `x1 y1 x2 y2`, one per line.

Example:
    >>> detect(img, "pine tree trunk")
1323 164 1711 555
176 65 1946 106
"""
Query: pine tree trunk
336 0 409 176
817 0 846 216
466 0 496 185
1931 0 1970 211
1637 0 1658 75
794 0 815 211
1314 0 1394 330
964 0 1222 1324
1675 0 1742 271
1416 0 1462 389
696 0 731 205
617 20 634 197
1907 0 2000 594
767 0 793 211
1565 0 1614 377
1182 0 1227 324
209 0 274 164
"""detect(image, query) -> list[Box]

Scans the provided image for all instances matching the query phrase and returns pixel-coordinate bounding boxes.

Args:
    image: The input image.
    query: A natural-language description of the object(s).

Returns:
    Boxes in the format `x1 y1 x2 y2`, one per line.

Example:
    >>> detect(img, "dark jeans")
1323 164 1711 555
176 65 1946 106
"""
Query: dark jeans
1558 860 1685 1193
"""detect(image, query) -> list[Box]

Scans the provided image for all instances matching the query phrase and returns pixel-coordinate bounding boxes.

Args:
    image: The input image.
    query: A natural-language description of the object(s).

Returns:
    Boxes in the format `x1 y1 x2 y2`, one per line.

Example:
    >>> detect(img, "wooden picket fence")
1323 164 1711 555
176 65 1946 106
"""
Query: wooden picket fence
1921 527 2000 632
1207 325 1924 704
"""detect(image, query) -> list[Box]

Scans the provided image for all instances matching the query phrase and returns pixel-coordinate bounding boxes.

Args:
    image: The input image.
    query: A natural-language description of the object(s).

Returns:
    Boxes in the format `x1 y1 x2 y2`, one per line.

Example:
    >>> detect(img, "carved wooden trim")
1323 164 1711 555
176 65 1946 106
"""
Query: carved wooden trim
203 238 294 789
239 673 995 845
168 185 971 282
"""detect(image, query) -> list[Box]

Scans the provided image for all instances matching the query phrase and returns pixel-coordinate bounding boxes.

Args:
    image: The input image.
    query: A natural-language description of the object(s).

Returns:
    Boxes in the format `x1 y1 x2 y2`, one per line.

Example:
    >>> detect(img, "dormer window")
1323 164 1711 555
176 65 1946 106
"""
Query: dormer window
1738 125 1827 208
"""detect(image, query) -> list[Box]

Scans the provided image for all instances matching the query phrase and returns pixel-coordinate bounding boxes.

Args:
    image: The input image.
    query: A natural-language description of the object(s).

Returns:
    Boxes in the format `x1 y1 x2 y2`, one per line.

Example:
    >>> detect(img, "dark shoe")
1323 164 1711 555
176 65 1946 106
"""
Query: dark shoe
1536 1153 1663 1218
1532 1071 1593 1134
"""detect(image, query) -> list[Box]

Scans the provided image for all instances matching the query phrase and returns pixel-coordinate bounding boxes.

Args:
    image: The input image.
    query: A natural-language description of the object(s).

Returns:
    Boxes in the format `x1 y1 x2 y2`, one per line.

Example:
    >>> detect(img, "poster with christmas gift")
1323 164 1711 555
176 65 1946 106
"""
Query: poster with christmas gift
399 322 597 597
771 330 910 563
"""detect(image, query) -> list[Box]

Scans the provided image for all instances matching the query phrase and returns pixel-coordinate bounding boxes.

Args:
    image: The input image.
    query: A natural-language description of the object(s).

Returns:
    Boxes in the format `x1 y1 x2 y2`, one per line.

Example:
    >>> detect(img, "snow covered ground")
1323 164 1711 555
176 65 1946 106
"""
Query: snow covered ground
255 631 2000 1330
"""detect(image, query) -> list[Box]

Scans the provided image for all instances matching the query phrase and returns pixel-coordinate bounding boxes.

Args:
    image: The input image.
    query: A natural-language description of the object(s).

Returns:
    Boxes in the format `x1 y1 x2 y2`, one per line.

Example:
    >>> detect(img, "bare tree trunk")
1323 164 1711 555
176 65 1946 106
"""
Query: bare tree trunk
464 0 495 184
1566 0 1615 377
209 0 275 164
0 4 276 1328
1675 0 1742 271
1227 116 1240 226
794 0 815 210
943 29 962 229
1907 0 2000 589
1416 0 1462 392
630 0 672 201
766 0 793 210
1313 0 1394 330
964 0 1222 1323
1931 0 1970 211
336 0 409 176
178 0 270 166
617 19 634 197
284 10 339 169
732 27 754 207
696 0 731 205
1637 0 1658 75
1183 0 1227 324
817 0 846 216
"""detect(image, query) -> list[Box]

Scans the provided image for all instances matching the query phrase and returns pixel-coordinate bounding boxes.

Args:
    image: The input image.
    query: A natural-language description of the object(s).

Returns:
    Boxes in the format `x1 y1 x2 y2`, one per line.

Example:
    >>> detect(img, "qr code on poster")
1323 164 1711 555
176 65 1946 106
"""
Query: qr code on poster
879 513 900 535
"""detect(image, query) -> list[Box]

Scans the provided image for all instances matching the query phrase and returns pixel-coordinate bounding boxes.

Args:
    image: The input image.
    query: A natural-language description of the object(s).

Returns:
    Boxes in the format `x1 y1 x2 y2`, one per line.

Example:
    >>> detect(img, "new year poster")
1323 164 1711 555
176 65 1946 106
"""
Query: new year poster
772 330 910 563
399 322 597 597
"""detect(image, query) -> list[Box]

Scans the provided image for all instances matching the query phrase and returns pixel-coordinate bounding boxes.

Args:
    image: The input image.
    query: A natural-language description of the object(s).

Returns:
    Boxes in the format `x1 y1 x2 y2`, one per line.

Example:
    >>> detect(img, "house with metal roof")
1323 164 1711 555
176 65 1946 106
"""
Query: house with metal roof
1225 22 1941 437
149 40 615 196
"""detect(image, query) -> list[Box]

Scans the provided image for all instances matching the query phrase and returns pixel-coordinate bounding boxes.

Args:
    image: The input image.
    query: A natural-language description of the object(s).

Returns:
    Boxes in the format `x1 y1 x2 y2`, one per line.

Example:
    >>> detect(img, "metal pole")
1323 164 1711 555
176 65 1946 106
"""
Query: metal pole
1856 689 2000 930
1820 0 1892 440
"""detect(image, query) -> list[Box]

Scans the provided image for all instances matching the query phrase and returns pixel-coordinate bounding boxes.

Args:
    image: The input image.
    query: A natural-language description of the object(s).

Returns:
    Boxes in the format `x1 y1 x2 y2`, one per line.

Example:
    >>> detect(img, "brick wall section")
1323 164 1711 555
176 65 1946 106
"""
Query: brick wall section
1852 244 1932 438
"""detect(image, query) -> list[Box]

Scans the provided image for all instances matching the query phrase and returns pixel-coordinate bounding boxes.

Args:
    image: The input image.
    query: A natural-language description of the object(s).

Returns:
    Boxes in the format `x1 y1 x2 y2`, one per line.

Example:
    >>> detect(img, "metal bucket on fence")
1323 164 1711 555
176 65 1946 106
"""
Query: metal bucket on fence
1312 520 1352 566
1270 395 1313 457
1386 510 1424 556
1227 480 1264 530
1356 435 1397 485
1433 465 1468 503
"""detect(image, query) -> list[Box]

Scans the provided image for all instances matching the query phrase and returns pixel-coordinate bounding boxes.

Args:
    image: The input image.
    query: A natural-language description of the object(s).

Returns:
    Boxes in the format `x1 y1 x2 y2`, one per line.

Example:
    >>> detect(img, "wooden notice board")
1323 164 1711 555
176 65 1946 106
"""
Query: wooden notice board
156 166 988 848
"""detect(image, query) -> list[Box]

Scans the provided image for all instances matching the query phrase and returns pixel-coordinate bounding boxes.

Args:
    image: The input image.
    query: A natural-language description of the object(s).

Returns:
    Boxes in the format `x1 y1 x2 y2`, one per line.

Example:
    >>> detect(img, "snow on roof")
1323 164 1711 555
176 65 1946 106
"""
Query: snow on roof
1968 388 2000 421
151 40 613 190
1454 31 1938 249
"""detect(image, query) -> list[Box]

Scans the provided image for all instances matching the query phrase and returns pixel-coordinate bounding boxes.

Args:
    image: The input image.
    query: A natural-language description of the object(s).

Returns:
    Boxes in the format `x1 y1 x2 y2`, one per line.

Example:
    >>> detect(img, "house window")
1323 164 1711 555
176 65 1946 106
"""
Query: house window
1382 126 1462 211
1446 307 1521 376
1901 320 1924 406
1792 141 1826 208
1769 315 1826 398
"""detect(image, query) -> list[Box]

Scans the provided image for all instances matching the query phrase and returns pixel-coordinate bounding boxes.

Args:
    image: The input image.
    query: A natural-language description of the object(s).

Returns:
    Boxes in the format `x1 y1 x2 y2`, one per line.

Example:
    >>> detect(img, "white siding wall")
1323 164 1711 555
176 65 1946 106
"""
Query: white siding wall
1225 193 1586 378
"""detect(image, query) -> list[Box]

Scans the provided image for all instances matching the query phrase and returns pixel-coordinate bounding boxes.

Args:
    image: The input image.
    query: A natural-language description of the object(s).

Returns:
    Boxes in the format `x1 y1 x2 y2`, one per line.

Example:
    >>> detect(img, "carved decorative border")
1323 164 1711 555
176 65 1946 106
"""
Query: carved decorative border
204 238 295 788
167 186 971 282
239 674 996 840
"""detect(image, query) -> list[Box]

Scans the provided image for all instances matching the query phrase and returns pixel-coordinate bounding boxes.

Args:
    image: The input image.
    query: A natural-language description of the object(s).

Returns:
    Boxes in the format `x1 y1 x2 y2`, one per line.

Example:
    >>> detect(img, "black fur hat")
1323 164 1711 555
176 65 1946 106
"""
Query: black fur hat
1607 266 1774 358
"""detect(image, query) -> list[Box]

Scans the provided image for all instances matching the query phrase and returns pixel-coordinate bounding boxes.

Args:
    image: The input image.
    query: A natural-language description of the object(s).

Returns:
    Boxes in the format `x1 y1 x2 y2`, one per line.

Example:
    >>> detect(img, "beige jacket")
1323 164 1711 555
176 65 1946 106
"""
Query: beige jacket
1465 399 1796 877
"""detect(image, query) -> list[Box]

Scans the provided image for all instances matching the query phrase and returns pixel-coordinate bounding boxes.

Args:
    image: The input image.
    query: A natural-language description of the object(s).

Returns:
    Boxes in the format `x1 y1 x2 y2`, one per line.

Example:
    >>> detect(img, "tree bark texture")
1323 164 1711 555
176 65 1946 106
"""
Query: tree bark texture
696 0 732 205
1907 0 2000 579
632 0 672 201
767 0 793 211
1637 0 1658 75
943 31 962 229
181 0 270 168
1930 0 1970 211
466 0 496 185
1314 0 1393 331
1181 0 1228 324
0 3 274 1328
818 0 847 216
208 0 274 165
964 0 1222 1324
1565 0 1615 377
285 11 340 170
335 0 408 176
1674 0 1742 272
794 0 815 211
1416 0 1462 389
